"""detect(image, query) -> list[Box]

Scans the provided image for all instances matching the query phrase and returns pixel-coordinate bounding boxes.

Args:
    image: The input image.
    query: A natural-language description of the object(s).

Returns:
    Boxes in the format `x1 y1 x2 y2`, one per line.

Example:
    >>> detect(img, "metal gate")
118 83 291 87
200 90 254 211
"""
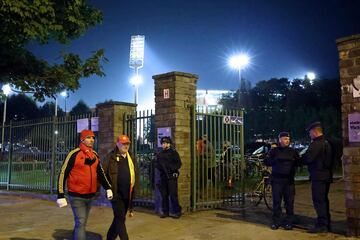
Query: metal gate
191 107 245 210
0 113 98 192
124 110 156 207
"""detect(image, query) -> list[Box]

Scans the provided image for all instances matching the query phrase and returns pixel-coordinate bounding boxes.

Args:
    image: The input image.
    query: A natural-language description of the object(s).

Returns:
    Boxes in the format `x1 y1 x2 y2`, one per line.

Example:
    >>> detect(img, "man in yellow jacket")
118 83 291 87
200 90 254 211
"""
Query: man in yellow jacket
103 134 137 240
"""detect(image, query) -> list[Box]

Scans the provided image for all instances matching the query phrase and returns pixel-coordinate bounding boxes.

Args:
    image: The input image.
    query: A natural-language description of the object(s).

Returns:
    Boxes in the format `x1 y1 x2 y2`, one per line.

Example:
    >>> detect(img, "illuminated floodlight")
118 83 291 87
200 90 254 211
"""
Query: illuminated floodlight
129 35 145 69
130 75 143 87
307 72 316 81
2 84 11 96
60 91 68 98
229 54 250 70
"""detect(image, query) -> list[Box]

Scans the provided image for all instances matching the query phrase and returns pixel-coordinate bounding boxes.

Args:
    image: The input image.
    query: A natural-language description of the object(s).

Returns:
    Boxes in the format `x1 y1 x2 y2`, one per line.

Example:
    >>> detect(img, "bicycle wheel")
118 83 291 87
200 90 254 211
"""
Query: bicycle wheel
246 179 263 207
263 179 273 211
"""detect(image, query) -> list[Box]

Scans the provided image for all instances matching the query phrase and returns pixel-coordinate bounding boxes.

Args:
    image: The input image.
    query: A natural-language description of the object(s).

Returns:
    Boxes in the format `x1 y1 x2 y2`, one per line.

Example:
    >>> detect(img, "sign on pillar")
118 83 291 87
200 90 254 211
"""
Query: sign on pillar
163 89 170 99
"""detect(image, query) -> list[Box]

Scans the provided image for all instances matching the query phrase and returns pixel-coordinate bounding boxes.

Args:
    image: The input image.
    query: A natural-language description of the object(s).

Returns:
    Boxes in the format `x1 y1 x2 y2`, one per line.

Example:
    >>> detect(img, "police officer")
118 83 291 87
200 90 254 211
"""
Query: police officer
156 136 182 218
302 122 333 233
264 132 300 230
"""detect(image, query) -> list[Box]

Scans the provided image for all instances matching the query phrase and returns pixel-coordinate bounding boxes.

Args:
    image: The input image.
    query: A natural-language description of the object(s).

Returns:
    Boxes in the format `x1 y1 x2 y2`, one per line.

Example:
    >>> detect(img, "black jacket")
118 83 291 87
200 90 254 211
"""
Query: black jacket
103 148 138 209
156 148 182 179
301 135 333 182
264 146 300 182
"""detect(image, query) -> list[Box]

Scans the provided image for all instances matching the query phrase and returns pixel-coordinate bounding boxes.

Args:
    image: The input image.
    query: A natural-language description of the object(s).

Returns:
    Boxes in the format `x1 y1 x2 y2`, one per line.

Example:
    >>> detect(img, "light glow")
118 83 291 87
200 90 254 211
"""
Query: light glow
2 84 11 96
229 54 250 70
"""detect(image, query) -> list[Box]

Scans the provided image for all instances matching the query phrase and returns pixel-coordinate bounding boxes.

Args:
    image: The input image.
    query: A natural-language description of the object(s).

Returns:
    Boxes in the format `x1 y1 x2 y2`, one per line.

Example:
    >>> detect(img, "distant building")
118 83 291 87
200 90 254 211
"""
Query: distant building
196 90 235 112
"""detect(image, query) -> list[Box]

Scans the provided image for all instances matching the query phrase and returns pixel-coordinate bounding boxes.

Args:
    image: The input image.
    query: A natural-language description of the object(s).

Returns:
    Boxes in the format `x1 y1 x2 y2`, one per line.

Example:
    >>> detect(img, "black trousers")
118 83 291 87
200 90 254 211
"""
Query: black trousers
311 181 331 227
271 180 295 225
159 177 181 214
107 198 129 240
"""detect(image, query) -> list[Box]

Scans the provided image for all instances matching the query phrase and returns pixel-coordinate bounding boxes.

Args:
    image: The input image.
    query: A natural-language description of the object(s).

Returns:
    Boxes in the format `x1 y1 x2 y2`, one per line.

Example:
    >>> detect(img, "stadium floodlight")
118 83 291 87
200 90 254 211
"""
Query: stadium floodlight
129 35 145 104
129 35 145 70
228 54 250 105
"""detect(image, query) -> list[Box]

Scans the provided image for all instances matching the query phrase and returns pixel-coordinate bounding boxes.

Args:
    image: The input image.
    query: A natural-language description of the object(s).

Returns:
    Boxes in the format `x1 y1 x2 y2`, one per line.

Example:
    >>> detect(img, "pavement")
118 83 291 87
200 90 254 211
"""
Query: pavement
0 180 358 240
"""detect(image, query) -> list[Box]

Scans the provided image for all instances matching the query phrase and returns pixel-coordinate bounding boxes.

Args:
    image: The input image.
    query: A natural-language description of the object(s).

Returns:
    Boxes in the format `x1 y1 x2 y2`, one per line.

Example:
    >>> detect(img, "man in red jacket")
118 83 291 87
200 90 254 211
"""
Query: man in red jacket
57 129 113 240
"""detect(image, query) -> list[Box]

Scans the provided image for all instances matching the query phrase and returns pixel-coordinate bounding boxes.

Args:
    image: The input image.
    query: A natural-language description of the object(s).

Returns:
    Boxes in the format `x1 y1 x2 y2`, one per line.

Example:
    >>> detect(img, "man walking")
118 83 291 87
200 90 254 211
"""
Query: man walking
302 122 333 233
57 129 113 240
264 132 300 230
103 134 137 240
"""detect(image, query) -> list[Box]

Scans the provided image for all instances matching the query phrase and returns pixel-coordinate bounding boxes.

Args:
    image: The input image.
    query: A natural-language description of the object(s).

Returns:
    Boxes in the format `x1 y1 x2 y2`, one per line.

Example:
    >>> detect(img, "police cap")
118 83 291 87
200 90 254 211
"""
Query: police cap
306 121 322 131
278 132 290 139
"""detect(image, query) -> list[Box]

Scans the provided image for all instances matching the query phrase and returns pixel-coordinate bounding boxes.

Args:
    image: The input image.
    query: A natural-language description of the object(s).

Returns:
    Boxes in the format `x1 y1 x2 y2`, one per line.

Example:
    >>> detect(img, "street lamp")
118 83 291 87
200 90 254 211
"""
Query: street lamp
130 75 143 104
1 84 12 153
229 54 250 105
307 72 316 85
60 91 68 115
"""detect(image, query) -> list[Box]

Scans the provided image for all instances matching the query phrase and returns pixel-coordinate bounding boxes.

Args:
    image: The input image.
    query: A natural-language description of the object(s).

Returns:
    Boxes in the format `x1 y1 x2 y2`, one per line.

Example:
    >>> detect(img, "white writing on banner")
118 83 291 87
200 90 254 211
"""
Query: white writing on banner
223 116 243 125
348 113 360 142
77 118 89 133
157 127 171 147
91 117 99 132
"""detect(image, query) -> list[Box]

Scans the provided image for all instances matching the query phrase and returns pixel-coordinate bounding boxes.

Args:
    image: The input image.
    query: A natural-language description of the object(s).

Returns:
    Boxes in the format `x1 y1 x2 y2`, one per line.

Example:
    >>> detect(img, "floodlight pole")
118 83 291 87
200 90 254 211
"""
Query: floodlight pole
1 97 7 153
238 68 242 105
135 67 139 105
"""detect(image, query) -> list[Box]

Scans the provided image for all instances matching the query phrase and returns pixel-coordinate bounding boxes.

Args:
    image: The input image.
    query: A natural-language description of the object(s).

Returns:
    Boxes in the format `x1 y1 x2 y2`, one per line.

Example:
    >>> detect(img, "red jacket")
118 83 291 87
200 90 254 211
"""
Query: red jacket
57 147 111 198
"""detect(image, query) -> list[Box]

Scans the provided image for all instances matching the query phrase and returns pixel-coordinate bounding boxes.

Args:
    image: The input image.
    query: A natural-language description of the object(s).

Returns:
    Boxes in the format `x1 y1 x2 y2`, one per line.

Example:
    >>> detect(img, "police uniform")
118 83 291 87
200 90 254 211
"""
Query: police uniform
156 137 182 218
302 122 333 233
264 132 300 229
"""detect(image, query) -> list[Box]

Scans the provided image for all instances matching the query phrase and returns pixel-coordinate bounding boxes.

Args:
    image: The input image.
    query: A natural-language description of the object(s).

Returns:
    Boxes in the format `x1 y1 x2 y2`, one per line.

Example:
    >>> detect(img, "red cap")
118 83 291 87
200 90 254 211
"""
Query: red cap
80 129 95 141
117 134 131 144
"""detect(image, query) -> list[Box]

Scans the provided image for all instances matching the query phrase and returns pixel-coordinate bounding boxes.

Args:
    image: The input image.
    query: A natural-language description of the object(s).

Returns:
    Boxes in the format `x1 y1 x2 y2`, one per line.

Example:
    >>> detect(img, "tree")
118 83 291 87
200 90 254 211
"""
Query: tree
38 101 65 118
1 94 39 121
219 77 342 143
70 100 91 115
0 0 107 101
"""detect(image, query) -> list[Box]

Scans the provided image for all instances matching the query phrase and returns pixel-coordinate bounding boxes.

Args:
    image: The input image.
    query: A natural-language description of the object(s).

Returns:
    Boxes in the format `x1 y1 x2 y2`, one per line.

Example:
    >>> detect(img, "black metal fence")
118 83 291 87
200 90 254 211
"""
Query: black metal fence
0 113 98 193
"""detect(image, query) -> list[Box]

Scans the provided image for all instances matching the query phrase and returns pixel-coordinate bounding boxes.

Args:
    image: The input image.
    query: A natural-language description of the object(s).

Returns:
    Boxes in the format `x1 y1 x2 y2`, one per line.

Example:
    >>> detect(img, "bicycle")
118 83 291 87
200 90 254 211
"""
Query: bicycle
245 159 273 211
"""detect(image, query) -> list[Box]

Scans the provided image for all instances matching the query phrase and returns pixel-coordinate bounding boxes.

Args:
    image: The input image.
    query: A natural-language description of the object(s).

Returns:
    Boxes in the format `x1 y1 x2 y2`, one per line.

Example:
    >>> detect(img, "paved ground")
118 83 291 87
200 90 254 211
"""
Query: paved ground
0 180 358 240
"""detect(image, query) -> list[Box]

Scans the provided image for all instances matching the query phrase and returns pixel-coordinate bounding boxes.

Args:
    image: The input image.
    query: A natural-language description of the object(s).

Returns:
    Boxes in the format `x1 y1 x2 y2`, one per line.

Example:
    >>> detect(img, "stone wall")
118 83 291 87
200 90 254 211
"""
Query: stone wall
336 34 360 237
96 101 137 159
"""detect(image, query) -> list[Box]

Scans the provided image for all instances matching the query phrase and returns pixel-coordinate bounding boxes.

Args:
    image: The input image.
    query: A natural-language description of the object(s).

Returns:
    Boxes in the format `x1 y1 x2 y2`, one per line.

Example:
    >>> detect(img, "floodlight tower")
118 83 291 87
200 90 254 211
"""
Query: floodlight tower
129 35 145 104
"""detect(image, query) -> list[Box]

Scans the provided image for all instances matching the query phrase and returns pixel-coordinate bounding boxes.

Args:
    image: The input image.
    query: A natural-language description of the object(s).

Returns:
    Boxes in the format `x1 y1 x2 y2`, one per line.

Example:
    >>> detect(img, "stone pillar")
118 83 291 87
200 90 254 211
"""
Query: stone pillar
153 71 198 212
336 34 360 237
96 101 137 159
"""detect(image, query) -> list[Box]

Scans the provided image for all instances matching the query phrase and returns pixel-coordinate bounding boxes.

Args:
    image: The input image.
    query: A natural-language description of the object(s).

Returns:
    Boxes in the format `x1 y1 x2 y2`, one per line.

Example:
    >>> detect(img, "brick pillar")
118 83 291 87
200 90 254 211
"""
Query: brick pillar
153 71 198 212
336 34 360 237
94 101 136 205
96 101 137 159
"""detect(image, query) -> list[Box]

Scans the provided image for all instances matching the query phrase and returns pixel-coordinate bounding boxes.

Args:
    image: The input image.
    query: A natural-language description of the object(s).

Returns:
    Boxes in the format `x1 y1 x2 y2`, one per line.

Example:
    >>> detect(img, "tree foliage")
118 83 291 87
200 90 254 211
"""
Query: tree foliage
69 100 91 115
219 78 341 142
0 0 107 101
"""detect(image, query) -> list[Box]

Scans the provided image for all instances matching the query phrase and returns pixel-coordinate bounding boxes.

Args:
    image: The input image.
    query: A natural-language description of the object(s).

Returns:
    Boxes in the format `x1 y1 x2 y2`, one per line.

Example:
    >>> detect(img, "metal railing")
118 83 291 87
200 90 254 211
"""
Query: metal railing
124 110 156 207
191 107 245 210
0 113 98 193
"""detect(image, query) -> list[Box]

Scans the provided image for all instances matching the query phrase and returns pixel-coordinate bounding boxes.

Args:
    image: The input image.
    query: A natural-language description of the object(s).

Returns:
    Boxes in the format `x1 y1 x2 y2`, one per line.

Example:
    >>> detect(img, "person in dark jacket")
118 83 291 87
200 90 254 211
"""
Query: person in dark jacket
264 132 300 230
301 122 333 233
103 134 137 240
156 136 182 218
57 129 113 240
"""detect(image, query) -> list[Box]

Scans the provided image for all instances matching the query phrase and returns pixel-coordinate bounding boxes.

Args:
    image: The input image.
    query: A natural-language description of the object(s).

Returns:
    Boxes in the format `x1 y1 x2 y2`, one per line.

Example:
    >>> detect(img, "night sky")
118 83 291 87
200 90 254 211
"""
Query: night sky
29 0 360 110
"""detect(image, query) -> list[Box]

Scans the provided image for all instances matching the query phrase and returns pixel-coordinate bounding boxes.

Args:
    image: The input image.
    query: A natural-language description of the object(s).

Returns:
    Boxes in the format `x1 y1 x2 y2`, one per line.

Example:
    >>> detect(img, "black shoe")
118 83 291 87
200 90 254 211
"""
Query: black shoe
270 224 279 230
307 225 328 233
169 213 181 219
160 213 169 218
284 224 293 230
327 224 332 232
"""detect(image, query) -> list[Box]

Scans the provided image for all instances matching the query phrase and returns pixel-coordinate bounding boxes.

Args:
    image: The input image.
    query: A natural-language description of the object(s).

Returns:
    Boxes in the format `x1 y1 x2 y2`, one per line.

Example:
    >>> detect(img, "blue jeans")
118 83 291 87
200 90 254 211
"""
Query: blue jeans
69 196 93 240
